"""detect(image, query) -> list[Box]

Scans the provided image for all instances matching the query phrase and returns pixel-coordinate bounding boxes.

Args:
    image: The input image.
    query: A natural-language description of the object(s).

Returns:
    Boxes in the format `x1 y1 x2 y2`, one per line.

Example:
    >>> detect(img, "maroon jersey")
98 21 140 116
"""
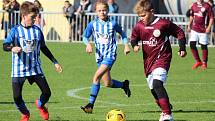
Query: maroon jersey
131 18 186 76
190 2 214 33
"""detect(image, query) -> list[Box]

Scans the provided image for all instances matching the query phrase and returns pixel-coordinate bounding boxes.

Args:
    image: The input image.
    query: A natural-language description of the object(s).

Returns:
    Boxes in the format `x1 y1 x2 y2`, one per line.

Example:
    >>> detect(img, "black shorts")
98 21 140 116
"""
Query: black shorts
12 74 46 85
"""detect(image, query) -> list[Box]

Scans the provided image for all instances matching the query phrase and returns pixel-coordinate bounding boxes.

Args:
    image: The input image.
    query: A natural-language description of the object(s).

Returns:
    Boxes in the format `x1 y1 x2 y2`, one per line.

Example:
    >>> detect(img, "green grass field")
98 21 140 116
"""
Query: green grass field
0 41 215 121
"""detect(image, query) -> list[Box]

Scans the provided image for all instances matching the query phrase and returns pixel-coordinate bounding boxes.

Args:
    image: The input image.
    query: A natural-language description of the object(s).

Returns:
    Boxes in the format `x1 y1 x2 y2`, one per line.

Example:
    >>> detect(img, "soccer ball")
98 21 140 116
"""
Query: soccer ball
106 109 126 121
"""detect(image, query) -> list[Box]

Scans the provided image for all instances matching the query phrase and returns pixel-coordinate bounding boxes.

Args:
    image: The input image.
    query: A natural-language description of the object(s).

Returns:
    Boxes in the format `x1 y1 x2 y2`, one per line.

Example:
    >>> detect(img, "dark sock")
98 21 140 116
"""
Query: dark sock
111 79 123 88
191 49 201 62
202 49 208 63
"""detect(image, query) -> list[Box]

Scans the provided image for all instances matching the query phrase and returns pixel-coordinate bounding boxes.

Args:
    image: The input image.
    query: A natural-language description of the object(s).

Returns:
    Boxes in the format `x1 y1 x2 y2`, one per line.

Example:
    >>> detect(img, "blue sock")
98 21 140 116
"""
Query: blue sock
89 83 100 104
111 79 123 88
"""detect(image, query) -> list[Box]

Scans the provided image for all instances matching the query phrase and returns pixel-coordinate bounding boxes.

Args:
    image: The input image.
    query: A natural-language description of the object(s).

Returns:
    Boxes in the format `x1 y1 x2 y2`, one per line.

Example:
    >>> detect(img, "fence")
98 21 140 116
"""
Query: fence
0 10 214 46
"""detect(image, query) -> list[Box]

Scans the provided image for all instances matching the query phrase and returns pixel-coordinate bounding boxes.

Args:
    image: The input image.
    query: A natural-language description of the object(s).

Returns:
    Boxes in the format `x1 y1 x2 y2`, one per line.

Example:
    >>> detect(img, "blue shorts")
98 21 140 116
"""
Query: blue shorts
97 58 115 68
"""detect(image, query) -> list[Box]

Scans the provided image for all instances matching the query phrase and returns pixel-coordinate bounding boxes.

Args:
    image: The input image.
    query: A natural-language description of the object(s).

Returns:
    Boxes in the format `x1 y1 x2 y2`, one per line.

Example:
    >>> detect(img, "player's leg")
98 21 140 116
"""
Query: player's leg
190 30 202 69
199 33 209 70
102 70 131 97
12 77 30 121
201 44 208 70
147 68 173 121
81 64 109 113
31 75 50 120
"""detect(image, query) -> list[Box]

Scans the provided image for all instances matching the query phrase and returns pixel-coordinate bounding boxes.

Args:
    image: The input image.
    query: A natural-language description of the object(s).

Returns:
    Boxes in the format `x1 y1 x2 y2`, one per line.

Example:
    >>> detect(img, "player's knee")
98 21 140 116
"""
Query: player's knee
190 41 197 49
201 44 208 50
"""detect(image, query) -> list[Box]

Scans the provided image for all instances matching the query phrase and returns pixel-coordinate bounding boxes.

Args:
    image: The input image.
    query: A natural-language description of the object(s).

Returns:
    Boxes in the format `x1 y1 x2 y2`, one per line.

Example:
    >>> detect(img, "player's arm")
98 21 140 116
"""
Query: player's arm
114 23 130 55
40 31 62 73
41 45 63 73
83 22 93 54
3 43 13 51
187 6 194 32
130 25 140 53
206 6 214 33
3 28 22 53
168 21 187 57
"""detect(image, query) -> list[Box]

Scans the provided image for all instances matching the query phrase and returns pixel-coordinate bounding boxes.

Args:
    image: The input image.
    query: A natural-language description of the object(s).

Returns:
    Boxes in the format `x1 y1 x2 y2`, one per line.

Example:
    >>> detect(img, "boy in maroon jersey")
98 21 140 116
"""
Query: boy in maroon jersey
188 0 214 70
131 0 187 121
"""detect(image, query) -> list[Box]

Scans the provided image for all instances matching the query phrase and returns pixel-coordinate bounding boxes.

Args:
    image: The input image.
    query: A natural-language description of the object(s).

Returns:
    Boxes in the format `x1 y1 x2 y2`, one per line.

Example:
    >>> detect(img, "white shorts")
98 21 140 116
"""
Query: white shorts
146 68 167 89
189 30 209 45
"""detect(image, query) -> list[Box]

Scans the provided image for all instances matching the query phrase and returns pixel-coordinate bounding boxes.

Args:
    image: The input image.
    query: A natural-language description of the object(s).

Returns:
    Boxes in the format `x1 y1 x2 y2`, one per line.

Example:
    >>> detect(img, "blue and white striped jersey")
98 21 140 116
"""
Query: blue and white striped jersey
4 24 45 77
83 17 128 62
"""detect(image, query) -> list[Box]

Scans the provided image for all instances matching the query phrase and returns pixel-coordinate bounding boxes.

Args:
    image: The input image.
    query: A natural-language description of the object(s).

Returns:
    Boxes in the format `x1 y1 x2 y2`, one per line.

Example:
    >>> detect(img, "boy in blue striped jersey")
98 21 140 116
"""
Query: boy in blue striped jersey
80 0 131 113
3 1 63 121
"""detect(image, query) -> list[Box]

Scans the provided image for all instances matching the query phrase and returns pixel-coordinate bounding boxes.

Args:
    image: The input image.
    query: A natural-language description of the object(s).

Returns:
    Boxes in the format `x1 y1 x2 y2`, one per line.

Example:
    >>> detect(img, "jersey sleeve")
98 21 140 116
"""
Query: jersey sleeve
114 22 128 44
38 28 46 47
207 4 214 19
4 28 16 44
82 21 94 45
130 24 140 47
168 21 186 40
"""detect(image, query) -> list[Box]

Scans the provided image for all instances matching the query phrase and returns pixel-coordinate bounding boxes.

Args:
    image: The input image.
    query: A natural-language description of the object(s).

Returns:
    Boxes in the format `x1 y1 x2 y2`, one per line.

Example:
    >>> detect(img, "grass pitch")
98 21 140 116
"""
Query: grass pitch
0 41 215 121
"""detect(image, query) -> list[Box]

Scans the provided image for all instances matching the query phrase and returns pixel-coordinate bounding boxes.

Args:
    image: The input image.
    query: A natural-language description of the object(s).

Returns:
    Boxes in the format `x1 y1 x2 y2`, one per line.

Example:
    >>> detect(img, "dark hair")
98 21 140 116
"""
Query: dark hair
133 0 154 14
34 0 43 11
20 1 39 15
208 0 214 4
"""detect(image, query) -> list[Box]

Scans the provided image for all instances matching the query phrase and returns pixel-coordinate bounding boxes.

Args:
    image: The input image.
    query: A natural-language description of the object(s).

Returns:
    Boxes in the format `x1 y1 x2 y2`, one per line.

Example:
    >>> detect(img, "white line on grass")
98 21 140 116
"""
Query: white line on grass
67 82 215 107
1 83 215 113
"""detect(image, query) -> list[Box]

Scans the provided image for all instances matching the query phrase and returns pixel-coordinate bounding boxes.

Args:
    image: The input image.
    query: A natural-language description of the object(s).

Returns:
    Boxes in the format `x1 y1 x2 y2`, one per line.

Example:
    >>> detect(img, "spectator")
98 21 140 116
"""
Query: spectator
208 0 215 45
108 0 119 13
187 0 214 70
1 0 11 39
63 0 75 40
107 0 119 22
75 0 93 39
76 0 92 15
34 0 43 11
34 0 45 29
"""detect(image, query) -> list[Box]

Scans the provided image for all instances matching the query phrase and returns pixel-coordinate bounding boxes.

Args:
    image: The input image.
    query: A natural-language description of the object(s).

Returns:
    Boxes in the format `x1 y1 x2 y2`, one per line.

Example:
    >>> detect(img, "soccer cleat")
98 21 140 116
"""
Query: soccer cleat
192 61 202 69
202 62 207 70
20 113 30 121
123 80 131 97
80 103 94 113
159 112 174 121
35 99 49 120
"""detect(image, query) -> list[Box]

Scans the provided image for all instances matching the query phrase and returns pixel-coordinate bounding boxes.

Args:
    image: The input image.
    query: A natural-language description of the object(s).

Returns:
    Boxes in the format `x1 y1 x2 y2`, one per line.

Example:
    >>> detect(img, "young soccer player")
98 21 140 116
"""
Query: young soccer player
131 0 187 121
80 0 131 113
187 0 214 70
3 1 63 121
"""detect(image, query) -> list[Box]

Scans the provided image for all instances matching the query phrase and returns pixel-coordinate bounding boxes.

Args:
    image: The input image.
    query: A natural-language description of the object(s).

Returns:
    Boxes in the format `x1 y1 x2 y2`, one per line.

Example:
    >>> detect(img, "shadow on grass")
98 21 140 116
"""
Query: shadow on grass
0 101 59 105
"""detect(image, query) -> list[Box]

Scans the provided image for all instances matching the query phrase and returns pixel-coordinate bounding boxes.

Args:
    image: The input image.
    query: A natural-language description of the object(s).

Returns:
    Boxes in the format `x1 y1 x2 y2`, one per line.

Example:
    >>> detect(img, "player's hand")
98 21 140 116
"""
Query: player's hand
187 26 191 33
124 44 130 55
55 63 63 73
205 27 211 34
86 43 93 54
178 50 187 58
133 46 139 53
12 46 22 53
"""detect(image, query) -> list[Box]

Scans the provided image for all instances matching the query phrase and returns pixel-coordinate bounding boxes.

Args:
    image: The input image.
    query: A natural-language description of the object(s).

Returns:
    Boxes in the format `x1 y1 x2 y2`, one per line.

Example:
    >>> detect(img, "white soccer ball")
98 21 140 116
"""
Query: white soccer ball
106 109 126 121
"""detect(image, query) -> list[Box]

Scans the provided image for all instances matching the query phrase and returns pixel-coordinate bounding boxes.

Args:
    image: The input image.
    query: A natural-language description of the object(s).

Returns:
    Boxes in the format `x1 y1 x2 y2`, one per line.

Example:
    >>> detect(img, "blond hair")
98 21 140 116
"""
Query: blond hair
94 0 109 11
133 0 153 14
